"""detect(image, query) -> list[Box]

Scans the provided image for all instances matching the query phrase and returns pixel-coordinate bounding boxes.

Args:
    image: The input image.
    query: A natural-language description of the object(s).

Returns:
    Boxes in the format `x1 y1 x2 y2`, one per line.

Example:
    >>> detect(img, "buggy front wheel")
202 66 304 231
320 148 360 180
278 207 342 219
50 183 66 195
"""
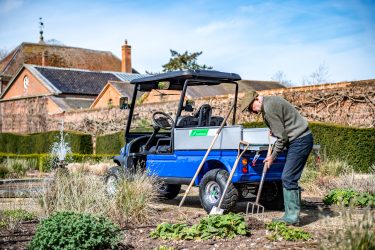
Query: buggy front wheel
104 166 123 196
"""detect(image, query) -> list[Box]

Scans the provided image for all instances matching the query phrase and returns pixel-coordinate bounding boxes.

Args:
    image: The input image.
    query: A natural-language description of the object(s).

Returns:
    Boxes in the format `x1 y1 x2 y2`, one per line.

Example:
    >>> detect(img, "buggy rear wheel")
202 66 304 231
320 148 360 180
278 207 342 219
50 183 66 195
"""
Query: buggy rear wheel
158 183 181 200
259 181 284 210
199 169 238 213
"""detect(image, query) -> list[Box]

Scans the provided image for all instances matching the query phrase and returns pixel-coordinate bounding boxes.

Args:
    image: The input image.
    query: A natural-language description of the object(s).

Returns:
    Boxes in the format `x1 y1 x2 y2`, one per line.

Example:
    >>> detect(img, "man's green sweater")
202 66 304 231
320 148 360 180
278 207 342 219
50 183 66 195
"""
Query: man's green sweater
261 96 311 160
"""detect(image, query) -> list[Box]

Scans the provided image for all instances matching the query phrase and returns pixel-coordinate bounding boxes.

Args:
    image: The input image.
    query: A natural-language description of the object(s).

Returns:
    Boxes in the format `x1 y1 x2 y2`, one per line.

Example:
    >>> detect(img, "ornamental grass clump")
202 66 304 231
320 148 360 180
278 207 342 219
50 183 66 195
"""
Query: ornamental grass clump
41 171 110 217
108 170 159 226
320 209 375 250
150 213 249 240
28 211 122 250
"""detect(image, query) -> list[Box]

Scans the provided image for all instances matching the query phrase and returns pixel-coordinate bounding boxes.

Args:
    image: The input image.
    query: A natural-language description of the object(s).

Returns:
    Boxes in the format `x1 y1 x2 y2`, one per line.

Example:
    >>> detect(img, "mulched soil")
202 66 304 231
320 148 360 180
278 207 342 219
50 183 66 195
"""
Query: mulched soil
0 183 366 250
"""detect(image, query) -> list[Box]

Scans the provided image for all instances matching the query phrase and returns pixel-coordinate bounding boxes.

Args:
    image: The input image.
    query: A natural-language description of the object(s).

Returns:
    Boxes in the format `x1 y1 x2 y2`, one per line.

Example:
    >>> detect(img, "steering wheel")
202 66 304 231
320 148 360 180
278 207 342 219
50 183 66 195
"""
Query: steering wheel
152 112 174 130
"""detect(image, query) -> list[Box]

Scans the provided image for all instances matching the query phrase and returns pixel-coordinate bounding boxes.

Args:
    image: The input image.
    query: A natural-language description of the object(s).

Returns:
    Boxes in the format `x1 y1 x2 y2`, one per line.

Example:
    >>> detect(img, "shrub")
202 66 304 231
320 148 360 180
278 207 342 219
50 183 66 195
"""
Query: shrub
150 213 249 240
28 211 122 250
323 189 375 207
309 122 375 172
266 221 312 241
96 132 124 154
0 131 93 154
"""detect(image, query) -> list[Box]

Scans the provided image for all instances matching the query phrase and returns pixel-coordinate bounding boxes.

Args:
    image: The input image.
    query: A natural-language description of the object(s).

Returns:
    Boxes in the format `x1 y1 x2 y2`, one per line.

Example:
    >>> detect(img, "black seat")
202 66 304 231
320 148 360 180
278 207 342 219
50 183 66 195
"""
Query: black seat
176 116 199 128
210 116 224 126
195 104 212 127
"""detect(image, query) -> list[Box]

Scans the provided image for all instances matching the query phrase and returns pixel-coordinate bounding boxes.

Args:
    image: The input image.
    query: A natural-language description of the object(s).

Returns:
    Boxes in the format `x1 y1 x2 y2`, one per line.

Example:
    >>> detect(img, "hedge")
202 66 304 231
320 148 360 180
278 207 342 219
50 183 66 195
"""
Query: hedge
96 131 125 154
0 131 93 154
243 122 375 172
309 122 375 172
0 153 114 172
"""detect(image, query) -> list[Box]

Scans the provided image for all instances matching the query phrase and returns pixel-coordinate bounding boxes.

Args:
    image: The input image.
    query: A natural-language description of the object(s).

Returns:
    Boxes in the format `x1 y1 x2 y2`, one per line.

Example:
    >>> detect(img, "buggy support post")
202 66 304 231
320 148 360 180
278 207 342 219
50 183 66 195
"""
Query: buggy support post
178 103 235 208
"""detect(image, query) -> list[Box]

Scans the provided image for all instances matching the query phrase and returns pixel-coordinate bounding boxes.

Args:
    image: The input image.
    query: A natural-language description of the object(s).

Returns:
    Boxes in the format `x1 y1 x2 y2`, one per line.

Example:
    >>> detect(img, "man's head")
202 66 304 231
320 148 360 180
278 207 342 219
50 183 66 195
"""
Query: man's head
239 91 262 114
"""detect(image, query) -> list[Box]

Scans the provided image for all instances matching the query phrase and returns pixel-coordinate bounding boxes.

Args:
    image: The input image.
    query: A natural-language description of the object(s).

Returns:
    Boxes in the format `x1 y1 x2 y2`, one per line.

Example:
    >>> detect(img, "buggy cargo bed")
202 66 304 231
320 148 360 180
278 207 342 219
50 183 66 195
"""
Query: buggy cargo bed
174 126 277 150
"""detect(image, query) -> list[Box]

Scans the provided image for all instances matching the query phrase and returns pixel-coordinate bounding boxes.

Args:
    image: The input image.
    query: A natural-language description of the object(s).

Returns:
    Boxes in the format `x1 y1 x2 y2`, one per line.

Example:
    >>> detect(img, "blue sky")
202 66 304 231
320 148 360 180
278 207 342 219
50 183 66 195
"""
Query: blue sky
0 0 374 84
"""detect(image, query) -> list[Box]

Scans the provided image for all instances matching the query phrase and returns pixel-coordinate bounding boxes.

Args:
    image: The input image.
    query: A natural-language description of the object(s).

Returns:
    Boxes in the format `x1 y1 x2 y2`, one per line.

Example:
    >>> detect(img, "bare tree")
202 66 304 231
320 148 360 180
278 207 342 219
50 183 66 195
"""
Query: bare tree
302 64 329 85
271 70 293 87
0 48 8 60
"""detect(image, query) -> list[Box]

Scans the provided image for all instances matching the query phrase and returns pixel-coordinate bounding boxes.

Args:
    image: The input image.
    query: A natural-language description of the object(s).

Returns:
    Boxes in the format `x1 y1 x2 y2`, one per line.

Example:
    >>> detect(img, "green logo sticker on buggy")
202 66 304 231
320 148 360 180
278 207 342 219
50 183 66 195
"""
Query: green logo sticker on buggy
189 129 217 137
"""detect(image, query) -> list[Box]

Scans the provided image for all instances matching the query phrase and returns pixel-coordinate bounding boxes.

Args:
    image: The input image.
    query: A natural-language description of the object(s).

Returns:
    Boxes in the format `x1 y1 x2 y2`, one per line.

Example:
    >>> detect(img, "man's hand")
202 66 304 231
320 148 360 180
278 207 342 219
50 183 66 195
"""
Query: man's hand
263 156 274 168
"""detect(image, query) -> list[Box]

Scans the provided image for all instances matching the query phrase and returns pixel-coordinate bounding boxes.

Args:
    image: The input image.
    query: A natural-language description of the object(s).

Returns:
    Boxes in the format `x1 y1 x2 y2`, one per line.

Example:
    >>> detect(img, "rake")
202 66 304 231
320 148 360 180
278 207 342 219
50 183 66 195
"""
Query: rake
246 135 273 218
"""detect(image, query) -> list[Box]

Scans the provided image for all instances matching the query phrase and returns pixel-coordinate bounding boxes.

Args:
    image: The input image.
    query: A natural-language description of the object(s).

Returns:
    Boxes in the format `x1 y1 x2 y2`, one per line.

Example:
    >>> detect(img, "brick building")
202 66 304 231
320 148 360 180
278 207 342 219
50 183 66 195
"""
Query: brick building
0 40 135 94
0 64 146 132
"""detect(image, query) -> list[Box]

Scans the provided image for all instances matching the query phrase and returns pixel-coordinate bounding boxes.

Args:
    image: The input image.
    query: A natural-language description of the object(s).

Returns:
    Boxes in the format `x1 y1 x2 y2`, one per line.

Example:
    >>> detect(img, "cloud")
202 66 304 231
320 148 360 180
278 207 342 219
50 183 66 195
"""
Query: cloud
0 0 23 13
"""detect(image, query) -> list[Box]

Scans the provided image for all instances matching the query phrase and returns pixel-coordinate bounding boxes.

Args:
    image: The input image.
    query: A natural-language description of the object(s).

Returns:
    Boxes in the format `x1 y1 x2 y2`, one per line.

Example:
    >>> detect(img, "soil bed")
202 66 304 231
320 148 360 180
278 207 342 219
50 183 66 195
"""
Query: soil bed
2 185 364 250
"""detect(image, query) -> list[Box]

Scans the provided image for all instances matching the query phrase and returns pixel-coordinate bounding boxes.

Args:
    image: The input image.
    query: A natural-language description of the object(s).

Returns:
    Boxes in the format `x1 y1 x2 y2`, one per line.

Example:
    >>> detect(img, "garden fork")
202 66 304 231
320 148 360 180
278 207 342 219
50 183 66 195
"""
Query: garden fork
246 134 273 219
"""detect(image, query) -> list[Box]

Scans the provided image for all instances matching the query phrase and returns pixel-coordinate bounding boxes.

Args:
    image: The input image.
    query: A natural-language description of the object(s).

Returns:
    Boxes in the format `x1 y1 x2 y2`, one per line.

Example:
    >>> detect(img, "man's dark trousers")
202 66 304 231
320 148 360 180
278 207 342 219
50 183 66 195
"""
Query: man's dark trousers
281 133 313 190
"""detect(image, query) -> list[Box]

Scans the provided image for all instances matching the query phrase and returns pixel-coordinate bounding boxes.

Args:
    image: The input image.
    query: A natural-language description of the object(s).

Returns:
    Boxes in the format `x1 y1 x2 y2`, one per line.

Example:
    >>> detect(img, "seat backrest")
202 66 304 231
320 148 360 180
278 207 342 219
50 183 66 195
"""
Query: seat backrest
195 104 212 127
210 116 224 126
176 116 199 128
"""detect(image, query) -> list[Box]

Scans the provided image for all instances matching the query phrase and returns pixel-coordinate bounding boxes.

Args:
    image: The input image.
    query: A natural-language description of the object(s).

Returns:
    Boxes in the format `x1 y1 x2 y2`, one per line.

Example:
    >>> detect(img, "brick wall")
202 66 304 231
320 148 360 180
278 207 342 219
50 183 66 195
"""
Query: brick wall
0 97 49 133
1 79 374 134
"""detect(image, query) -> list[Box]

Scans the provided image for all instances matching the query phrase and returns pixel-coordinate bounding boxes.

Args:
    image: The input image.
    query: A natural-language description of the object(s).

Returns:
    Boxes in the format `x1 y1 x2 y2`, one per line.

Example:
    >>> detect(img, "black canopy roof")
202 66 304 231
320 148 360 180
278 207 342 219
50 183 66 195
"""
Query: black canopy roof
130 70 241 91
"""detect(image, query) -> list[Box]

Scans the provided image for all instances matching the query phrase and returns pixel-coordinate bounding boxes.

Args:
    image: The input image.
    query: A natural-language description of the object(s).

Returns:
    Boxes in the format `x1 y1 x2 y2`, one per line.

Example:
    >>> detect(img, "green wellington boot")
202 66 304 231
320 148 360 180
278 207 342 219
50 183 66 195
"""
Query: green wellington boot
272 188 300 226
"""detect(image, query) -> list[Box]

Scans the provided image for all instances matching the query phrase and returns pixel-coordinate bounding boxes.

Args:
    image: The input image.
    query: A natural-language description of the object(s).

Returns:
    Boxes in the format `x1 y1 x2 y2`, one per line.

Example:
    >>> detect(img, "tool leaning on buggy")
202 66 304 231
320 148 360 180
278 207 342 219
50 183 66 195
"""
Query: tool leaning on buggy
104 70 320 215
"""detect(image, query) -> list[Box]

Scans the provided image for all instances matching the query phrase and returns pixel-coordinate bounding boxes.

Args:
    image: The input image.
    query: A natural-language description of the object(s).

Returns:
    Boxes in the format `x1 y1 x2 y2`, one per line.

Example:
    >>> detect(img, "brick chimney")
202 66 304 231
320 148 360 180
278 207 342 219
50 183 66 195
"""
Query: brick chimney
121 40 132 73
42 50 48 66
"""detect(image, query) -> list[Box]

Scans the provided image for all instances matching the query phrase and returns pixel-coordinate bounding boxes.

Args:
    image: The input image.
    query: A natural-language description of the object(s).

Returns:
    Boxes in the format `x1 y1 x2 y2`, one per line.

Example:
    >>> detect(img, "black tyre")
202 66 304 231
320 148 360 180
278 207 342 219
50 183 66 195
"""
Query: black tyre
199 169 239 213
104 166 123 196
158 183 181 200
259 181 284 210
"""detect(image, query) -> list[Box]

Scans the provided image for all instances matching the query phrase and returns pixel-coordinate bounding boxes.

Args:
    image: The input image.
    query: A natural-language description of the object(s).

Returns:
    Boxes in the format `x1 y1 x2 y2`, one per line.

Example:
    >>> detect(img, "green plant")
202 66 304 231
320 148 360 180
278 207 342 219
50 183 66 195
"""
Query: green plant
0 164 9 178
150 213 249 240
155 246 175 250
323 189 375 207
2 209 36 221
0 209 36 231
28 211 122 250
266 221 312 241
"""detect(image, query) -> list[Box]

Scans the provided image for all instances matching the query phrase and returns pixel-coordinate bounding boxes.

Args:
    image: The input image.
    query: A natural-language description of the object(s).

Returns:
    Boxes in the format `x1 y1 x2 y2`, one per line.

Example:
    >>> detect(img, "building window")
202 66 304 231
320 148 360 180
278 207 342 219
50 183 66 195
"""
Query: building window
108 98 113 109
23 75 29 93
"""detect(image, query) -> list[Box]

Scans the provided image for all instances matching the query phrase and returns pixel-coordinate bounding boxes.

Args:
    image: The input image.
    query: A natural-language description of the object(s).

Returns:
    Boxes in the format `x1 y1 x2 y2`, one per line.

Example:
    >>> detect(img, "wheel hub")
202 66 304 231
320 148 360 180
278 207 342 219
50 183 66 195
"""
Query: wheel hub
205 181 221 204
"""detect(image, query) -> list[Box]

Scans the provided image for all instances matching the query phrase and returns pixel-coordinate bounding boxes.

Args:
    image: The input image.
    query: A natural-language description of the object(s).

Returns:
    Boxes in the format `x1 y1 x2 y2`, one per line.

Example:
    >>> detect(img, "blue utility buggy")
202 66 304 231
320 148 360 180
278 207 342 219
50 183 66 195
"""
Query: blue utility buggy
105 70 289 213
